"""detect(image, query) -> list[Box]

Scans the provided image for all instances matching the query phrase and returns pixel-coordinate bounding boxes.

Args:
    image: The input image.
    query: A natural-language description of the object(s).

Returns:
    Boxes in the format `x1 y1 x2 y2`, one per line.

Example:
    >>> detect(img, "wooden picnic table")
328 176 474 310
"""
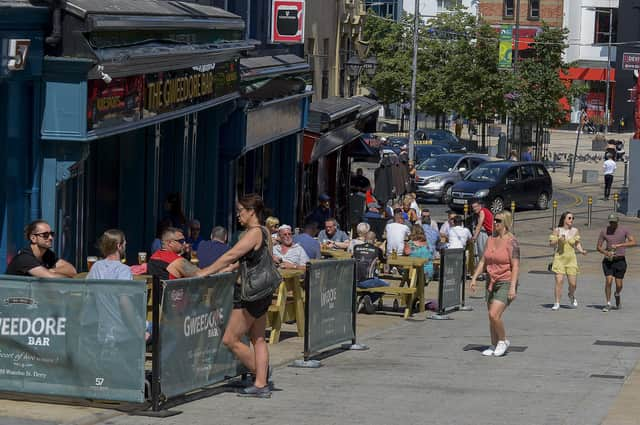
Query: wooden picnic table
357 256 431 319
320 248 353 260
267 268 305 344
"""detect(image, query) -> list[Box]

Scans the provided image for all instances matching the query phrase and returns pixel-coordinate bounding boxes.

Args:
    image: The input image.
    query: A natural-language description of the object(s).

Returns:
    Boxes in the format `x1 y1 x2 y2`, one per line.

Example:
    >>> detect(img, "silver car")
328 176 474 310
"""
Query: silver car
415 153 490 203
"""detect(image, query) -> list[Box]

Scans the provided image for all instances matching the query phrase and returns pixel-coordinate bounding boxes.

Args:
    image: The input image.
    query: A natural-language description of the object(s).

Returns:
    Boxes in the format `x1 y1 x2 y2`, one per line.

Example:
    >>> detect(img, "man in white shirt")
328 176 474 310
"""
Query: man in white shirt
603 153 616 201
272 225 310 270
384 211 410 255
447 216 472 249
439 211 457 241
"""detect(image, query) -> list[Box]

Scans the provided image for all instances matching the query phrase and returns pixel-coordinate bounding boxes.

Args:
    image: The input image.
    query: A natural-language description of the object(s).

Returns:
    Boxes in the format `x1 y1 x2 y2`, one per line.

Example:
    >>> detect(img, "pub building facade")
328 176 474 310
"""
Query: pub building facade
1 0 261 269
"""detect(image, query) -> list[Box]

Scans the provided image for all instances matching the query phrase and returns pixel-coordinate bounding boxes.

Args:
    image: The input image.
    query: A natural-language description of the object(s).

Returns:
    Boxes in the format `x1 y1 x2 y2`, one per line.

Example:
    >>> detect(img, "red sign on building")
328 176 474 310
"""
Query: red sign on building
270 0 305 44
622 52 640 71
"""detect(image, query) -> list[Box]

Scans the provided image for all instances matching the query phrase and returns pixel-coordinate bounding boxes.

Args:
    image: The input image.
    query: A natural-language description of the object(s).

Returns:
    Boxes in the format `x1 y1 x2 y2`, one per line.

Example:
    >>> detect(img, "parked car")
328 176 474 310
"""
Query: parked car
448 161 553 214
415 129 467 153
381 136 408 154
414 144 449 162
415 153 490 203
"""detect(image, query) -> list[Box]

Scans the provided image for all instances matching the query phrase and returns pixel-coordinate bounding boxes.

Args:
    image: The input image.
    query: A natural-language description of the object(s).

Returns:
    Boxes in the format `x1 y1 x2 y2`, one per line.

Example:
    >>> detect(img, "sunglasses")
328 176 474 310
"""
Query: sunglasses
566 216 574 220
33 231 55 239
494 218 503 224
172 238 186 244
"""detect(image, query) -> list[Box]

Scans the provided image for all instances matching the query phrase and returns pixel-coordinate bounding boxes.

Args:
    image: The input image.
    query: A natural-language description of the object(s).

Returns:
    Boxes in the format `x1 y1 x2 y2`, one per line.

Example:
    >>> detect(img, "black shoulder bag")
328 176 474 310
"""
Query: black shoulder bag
240 226 282 302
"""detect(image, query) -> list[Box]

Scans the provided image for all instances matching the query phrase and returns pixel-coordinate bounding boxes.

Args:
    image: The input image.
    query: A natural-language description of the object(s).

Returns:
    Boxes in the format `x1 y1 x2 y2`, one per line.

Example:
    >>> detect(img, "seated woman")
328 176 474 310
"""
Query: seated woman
403 224 434 280
348 222 370 253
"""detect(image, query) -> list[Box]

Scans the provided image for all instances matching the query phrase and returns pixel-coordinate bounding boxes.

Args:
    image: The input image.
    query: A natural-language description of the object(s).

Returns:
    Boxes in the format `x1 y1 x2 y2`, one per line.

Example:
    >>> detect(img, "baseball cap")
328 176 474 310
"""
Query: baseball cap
607 213 619 222
319 194 331 202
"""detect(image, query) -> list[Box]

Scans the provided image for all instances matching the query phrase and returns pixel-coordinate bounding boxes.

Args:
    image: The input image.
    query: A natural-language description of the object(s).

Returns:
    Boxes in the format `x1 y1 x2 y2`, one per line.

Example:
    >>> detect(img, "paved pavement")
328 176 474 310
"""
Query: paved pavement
0 131 639 425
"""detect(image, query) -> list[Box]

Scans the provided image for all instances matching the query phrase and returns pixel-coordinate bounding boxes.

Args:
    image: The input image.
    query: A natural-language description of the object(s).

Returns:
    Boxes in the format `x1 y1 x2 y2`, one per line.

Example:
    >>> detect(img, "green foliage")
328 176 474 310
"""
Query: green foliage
506 23 579 127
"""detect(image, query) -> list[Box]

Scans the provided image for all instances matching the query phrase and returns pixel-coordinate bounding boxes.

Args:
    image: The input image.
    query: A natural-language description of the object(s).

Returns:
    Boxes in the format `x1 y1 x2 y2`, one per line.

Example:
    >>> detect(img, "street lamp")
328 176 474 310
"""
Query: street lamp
345 54 378 96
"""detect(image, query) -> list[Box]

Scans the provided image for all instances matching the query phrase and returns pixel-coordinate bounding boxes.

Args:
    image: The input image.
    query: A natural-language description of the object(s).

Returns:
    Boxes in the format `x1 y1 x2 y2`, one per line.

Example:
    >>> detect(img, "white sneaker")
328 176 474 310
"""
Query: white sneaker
571 297 578 308
602 303 611 312
482 345 495 356
493 340 508 357
551 303 560 311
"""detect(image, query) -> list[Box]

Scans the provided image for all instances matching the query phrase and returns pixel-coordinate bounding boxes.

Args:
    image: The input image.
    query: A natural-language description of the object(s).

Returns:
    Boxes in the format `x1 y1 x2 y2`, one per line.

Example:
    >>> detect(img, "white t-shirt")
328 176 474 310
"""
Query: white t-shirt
448 226 472 249
385 222 410 254
273 243 310 266
603 159 616 175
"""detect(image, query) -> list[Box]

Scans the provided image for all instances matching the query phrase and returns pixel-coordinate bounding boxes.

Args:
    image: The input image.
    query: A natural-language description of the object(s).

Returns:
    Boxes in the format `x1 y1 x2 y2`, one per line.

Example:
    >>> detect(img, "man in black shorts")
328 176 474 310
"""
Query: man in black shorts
6 220 76 277
596 214 636 311
353 231 389 314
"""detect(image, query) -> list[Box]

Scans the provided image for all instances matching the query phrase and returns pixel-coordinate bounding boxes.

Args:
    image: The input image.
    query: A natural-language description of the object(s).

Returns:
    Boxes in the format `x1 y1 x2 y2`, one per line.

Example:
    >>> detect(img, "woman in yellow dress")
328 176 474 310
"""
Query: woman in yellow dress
549 211 587 310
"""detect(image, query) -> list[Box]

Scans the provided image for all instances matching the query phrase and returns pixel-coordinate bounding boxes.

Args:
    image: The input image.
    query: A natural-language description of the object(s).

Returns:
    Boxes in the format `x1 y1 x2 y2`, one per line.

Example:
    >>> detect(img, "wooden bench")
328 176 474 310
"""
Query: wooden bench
266 269 305 344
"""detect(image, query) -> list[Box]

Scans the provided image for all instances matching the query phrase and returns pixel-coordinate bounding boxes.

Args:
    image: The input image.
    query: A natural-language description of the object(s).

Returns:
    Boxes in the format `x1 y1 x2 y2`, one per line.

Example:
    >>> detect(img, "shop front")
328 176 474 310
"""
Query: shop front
235 54 311 227
0 1 50 268
302 96 379 228
561 67 617 127
38 0 253 268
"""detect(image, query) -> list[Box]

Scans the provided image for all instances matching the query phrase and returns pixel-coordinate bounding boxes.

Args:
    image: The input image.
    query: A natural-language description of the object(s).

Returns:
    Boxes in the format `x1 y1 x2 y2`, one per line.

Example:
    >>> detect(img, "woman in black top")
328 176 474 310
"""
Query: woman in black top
207 194 274 398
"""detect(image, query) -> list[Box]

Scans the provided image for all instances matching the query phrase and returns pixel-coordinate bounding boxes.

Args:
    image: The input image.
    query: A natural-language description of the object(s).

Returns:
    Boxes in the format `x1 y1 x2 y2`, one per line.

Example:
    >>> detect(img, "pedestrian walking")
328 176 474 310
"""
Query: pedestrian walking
603 153 616 200
470 211 520 357
549 212 587 310
471 199 493 280
207 194 278 398
596 214 636 312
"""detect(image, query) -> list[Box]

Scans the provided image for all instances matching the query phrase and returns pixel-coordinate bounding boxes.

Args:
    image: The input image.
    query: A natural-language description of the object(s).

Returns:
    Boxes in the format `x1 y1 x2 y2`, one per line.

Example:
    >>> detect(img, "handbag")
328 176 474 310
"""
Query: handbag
548 227 560 273
240 226 282 302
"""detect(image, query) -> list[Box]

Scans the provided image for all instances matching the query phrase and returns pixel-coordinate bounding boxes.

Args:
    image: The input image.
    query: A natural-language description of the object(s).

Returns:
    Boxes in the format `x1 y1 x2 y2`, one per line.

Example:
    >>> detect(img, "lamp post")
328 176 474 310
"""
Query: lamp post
346 54 378 96
604 8 613 137
408 0 419 162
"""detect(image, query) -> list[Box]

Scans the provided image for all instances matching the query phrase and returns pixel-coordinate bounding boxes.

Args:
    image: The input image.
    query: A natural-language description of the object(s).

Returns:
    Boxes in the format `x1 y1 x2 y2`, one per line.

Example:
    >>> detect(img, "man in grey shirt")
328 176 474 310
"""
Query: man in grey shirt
317 218 350 249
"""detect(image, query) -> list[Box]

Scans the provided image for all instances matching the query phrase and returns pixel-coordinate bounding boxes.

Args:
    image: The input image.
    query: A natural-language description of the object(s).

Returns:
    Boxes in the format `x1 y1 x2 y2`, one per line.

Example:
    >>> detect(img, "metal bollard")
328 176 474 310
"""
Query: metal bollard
623 161 628 188
587 196 593 227
551 200 558 229
463 201 469 224
510 201 516 232
613 193 619 212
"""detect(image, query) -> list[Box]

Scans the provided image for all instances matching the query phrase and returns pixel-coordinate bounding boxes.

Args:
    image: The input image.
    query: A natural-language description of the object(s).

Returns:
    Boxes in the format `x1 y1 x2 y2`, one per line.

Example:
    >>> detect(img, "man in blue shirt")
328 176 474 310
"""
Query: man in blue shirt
305 194 333 232
293 222 321 259
197 226 230 268
522 146 533 161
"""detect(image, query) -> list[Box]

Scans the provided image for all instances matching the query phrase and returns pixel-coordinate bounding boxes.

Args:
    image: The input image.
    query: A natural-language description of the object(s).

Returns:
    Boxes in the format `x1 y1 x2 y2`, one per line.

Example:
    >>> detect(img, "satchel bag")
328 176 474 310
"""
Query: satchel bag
240 227 282 302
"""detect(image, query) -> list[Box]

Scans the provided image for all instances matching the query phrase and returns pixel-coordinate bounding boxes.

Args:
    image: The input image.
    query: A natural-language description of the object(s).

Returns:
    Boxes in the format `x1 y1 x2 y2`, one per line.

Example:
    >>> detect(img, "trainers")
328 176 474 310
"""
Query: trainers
237 384 271 398
482 345 495 356
493 340 508 357
614 293 621 310
602 303 611 312
551 303 560 311
571 297 578 308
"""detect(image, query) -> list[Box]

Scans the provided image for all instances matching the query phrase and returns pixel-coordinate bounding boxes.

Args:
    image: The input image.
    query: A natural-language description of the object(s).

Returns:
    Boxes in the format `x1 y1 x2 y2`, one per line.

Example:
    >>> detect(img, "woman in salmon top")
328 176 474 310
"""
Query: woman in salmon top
470 210 520 357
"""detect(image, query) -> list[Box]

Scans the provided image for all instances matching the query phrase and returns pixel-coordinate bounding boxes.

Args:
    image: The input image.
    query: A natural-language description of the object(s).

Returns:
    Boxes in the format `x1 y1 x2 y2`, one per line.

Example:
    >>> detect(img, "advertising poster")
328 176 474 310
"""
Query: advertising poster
498 25 513 70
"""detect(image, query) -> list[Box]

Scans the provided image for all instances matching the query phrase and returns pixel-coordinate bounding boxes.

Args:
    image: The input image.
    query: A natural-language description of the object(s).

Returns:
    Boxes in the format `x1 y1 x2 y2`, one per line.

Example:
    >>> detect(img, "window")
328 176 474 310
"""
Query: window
520 165 535 180
503 0 514 17
321 70 329 99
307 38 315 55
528 0 539 19
594 8 618 44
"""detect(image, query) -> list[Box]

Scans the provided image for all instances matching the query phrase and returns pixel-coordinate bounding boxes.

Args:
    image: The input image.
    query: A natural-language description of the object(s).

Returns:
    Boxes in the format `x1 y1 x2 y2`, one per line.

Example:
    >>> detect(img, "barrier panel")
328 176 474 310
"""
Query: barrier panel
304 259 356 356
436 248 466 315
158 273 239 400
0 275 146 402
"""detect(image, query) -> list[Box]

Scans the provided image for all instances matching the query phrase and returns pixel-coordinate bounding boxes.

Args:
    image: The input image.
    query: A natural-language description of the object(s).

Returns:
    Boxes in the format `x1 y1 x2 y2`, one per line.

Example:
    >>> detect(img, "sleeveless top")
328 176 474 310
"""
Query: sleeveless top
148 249 182 280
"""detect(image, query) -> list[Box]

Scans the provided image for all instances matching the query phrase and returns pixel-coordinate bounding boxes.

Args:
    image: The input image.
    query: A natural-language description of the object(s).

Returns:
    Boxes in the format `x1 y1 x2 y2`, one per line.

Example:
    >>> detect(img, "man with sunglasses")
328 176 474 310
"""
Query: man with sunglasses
148 227 216 280
6 220 77 277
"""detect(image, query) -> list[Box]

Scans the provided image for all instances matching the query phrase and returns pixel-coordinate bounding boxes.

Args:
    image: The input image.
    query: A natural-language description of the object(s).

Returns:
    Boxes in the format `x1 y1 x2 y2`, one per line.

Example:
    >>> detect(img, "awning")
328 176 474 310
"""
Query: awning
350 96 380 119
240 54 310 81
514 37 535 51
346 137 377 159
306 97 362 133
310 124 361 162
560 67 616 82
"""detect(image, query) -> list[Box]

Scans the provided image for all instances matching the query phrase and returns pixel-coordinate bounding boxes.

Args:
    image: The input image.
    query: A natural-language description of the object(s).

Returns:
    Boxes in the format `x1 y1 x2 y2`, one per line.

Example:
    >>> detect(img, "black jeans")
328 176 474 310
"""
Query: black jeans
604 174 613 199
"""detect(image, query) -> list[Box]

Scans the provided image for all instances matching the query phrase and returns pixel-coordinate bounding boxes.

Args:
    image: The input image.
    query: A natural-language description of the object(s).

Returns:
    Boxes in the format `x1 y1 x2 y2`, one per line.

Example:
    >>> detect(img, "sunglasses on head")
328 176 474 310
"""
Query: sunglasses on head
33 231 55 239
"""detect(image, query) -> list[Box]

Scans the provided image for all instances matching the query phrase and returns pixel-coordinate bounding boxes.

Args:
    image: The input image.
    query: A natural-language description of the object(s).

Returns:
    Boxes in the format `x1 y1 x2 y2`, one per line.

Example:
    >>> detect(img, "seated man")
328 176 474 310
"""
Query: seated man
293 221 321 259
447 215 472 249
148 227 219 280
197 226 230 268
353 231 389 314
6 220 77 277
186 219 204 251
317 218 350 250
272 225 309 270
384 211 410 255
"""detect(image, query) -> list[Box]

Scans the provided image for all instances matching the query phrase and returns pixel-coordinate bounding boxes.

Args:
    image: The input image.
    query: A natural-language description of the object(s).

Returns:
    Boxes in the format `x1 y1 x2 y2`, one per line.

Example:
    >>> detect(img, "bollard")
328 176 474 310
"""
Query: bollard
587 196 593 227
463 201 469 224
623 161 628 188
613 193 619 212
551 200 558 229
510 201 516 232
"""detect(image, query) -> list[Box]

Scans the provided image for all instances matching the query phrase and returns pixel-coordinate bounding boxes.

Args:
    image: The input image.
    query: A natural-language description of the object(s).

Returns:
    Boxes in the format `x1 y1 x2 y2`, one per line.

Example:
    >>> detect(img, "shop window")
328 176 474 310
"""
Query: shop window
594 8 617 44
503 0 514 18
528 0 539 19
321 70 329 99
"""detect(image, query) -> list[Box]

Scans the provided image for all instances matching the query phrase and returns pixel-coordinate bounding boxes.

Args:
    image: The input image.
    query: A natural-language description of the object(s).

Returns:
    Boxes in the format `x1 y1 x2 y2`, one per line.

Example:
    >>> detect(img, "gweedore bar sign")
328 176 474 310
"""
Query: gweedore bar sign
87 60 239 130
